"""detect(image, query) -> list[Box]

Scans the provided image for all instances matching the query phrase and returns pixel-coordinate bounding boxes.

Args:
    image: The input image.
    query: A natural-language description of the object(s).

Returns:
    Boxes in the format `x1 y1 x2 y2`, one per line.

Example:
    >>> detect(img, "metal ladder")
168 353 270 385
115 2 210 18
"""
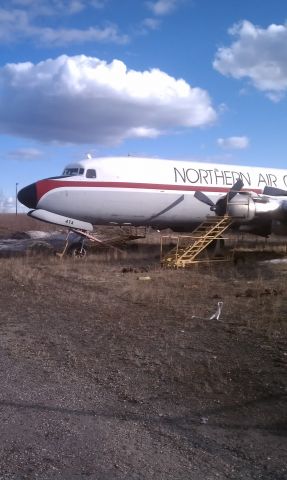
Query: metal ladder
161 216 234 268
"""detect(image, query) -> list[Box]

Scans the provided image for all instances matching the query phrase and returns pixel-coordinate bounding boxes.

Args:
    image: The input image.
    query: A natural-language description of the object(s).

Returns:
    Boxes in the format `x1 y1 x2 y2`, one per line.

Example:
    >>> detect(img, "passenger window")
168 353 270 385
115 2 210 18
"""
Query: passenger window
86 169 97 178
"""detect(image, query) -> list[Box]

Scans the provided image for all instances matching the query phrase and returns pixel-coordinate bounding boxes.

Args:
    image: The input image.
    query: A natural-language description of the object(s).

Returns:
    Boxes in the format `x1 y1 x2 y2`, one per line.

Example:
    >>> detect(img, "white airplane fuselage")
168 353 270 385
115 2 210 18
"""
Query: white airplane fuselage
18 156 287 234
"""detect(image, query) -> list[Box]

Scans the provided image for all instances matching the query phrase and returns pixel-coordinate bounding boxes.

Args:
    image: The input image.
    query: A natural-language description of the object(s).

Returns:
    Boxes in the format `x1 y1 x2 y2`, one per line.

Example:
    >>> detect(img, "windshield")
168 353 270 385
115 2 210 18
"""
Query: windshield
62 167 84 176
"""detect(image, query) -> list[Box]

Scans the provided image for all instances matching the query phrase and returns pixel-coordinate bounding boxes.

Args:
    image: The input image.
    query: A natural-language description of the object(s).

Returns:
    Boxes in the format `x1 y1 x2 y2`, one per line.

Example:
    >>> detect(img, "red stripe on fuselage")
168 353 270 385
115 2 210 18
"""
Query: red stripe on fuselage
36 179 262 202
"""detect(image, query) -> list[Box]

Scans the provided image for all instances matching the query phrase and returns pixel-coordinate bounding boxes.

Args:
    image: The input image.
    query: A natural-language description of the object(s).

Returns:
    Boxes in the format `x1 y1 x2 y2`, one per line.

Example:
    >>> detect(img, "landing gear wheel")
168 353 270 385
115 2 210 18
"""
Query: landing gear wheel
71 246 87 258
67 242 87 258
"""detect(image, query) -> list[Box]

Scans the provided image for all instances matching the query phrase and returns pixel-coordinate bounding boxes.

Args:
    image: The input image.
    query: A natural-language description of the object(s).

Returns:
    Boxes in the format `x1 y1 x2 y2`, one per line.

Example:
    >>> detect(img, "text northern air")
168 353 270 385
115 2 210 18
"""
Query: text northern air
173 167 287 188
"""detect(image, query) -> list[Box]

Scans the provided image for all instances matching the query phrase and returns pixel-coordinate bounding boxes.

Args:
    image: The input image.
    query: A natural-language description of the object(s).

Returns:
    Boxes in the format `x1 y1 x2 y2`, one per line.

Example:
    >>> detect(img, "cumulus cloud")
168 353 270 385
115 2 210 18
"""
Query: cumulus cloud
0 55 217 145
213 20 287 101
217 136 249 150
146 0 183 16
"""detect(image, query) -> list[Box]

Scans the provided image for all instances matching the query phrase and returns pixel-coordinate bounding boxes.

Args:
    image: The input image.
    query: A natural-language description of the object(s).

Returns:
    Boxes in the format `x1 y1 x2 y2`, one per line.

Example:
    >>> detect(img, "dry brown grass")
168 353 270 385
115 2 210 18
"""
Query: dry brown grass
0 213 57 237
2 248 286 339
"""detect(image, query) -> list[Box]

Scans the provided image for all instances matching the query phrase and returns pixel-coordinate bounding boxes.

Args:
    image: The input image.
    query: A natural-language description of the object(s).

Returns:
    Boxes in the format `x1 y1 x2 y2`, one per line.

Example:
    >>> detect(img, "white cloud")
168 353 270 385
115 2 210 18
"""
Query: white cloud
0 8 29 41
7 148 43 160
0 193 27 213
128 127 160 138
9 0 105 14
141 17 161 31
0 190 18 213
66 1 85 14
33 24 128 46
217 136 249 150
146 0 182 16
0 3 127 45
213 20 287 101
0 55 217 145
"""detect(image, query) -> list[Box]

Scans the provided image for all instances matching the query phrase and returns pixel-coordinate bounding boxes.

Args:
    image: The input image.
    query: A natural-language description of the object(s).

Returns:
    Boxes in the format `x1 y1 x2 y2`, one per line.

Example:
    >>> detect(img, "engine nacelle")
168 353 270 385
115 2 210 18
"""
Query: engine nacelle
226 194 256 221
225 193 281 222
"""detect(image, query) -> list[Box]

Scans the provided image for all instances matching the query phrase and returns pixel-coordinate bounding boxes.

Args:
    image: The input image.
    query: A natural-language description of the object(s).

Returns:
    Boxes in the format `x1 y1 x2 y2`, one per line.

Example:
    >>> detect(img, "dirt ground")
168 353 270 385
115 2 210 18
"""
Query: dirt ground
0 215 286 479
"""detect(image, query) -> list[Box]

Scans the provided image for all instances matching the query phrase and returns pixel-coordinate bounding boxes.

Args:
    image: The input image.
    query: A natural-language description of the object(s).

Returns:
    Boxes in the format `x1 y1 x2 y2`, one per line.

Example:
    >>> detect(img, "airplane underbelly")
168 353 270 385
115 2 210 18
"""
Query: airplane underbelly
38 187 212 226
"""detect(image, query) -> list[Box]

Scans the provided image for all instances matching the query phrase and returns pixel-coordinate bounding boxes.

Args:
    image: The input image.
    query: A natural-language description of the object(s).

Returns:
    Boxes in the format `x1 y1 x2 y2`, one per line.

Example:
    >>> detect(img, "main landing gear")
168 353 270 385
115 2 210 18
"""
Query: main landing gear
57 228 104 259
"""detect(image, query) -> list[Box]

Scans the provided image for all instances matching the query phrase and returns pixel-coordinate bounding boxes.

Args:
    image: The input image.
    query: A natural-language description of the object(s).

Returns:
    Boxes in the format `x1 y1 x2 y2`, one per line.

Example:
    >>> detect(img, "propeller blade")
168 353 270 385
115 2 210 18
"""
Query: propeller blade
215 178 244 216
194 179 244 216
194 190 215 208
263 186 287 196
228 178 244 201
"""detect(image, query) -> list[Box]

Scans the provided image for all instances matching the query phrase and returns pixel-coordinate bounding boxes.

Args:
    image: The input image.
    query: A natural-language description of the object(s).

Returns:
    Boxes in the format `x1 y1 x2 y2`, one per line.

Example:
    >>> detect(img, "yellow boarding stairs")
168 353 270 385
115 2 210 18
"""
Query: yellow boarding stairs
161 215 233 268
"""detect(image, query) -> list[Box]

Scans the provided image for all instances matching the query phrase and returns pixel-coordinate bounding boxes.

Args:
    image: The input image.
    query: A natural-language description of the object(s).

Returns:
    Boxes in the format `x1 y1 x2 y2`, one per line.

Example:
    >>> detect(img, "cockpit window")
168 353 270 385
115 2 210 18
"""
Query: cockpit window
86 169 97 179
62 167 84 176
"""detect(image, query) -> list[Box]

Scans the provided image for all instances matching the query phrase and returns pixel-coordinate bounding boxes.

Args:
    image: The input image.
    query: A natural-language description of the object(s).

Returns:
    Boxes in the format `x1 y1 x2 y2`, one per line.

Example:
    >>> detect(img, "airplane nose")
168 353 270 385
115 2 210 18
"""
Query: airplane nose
17 183 38 209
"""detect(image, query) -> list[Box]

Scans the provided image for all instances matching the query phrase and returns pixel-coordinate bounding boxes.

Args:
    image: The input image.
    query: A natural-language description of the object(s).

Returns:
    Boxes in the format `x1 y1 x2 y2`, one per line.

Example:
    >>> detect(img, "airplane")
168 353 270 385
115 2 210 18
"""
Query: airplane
17 155 287 239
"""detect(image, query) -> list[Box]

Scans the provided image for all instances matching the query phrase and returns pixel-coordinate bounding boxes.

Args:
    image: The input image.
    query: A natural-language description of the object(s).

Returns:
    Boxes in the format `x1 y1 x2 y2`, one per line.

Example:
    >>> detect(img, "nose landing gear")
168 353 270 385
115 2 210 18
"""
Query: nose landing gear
56 229 90 259
68 242 87 258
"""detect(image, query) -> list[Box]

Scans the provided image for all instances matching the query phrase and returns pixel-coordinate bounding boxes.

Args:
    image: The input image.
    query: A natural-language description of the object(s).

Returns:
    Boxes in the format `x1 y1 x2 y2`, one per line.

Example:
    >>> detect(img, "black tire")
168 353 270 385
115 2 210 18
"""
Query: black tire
67 242 87 258
71 247 87 258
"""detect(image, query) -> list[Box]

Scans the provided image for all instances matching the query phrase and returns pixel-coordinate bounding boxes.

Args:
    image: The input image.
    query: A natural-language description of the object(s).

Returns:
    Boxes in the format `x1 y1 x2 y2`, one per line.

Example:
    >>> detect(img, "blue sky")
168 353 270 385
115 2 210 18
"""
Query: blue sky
0 0 286 208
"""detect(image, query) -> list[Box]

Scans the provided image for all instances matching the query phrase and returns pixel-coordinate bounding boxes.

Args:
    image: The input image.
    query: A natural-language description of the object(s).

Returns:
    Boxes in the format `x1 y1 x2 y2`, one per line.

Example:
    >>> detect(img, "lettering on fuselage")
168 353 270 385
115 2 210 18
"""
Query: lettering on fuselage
174 167 287 188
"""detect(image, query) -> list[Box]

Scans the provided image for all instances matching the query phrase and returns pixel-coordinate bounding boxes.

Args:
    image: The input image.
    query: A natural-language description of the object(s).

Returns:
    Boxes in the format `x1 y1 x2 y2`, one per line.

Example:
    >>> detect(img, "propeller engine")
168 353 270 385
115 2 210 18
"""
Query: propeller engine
194 178 244 216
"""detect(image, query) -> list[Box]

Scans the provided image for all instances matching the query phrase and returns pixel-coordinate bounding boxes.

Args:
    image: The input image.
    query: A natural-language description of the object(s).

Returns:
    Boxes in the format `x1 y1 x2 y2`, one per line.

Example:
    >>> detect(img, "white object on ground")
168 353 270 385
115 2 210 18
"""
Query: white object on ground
191 301 223 320
209 301 223 320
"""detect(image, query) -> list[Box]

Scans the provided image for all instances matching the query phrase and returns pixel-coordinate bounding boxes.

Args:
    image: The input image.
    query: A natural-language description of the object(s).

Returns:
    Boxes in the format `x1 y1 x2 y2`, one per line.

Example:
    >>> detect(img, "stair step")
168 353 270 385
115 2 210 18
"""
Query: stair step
161 216 233 267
